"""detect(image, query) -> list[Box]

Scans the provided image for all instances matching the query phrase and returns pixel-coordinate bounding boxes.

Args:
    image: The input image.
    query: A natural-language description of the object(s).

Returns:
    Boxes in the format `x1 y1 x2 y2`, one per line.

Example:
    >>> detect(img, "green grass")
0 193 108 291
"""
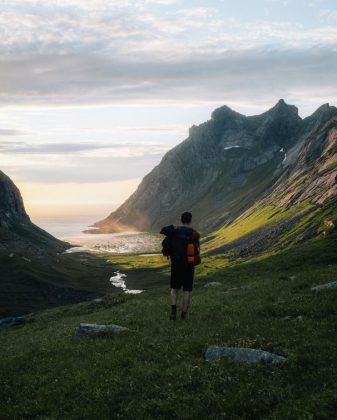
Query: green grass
1 236 337 419
202 202 313 253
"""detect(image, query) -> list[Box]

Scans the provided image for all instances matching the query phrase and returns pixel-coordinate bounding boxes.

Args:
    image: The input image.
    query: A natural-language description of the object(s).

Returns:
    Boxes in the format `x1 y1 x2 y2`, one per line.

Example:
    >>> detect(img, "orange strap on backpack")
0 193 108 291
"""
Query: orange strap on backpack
187 230 201 265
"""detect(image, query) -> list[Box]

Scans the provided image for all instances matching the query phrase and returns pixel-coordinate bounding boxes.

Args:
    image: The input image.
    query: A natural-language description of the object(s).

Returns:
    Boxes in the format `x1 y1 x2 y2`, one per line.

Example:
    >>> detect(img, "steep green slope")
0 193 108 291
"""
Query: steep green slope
202 109 337 257
1 236 337 419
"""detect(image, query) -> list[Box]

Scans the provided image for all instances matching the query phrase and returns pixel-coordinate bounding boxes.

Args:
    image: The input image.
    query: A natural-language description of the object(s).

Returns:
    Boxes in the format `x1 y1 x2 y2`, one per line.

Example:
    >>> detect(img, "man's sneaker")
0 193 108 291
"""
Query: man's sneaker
170 313 176 320
181 312 187 320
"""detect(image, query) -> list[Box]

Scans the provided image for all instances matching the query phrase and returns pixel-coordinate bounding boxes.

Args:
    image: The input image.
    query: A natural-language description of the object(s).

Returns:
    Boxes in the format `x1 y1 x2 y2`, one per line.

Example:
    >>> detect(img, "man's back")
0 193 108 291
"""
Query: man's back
171 225 194 265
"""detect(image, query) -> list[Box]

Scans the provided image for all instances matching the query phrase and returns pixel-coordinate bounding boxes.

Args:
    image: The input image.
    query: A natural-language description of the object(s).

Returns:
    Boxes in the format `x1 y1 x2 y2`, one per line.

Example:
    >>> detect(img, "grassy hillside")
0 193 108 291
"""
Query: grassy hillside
202 196 337 259
0 248 168 317
1 236 337 419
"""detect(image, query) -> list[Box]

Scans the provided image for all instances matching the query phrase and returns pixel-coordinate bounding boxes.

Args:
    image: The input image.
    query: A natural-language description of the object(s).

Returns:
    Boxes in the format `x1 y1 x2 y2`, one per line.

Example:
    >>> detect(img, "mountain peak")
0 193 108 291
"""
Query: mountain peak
311 103 337 118
211 104 243 121
0 170 29 225
269 99 299 116
303 103 337 131
276 98 286 106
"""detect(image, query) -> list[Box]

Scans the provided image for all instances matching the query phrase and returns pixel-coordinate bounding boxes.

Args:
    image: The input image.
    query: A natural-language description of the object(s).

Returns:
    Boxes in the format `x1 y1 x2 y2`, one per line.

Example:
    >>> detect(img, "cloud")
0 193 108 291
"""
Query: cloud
125 126 184 132
0 0 337 109
0 128 27 135
0 140 171 156
320 9 337 22
1 153 164 183
1 47 337 108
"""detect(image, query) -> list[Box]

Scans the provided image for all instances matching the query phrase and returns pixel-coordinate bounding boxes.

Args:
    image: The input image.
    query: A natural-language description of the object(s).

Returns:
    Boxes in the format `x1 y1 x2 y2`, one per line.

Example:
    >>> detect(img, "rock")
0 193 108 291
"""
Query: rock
205 346 287 365
225 287 241 292
311 280 337 291
0 316 25 329
0 170 30 225
90 298 104 305
204 282 222 288
77 323 128 336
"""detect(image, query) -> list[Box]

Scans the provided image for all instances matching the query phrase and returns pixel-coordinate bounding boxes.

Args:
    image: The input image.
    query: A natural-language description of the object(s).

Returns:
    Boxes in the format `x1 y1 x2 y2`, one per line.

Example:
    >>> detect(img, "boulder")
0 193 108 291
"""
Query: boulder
0 316 25 329
77 323 128 336
90 298 104 305
205 346 287 365
225 287 241 292
311 280 337 291
204 282 222 288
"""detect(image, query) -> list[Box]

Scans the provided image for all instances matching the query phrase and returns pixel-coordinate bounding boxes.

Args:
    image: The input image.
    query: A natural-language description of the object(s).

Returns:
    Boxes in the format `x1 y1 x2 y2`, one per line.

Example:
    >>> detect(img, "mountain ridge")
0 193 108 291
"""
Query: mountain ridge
92 100 337 234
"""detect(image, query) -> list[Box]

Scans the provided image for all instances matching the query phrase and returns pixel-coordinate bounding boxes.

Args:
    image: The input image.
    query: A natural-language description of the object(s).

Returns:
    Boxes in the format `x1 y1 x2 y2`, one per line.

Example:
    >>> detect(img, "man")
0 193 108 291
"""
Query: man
160 211 200 321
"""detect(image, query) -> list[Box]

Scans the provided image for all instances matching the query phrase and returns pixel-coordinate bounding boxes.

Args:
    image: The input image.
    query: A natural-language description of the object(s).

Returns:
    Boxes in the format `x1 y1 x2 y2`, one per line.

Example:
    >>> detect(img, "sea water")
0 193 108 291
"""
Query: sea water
31 213 162 254
30 213 162 293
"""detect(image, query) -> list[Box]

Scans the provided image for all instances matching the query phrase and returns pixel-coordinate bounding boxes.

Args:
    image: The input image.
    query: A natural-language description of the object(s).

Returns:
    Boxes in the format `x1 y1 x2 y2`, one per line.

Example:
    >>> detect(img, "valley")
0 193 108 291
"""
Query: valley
1 100 337 418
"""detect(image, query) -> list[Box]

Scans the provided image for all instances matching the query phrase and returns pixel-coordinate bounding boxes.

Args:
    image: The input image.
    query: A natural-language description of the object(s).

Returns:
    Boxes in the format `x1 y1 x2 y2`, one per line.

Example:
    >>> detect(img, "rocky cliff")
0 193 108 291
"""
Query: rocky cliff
93 100 337 234
270 104 337 207
0 171 113 317
0 170 66 253
0 170 30 228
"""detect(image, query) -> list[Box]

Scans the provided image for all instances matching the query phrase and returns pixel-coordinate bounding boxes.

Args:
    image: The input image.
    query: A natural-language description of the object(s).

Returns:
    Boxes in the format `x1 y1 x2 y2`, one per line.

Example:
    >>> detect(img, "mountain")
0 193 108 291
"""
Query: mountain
0 171 115 317
0 170 30 225
92 100 337 234
0 170 66 253
202 103 337 257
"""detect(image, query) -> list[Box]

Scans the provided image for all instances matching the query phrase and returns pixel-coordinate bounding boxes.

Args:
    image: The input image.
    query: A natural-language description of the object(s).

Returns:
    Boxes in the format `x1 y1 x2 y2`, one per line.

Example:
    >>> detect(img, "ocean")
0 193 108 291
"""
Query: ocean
31 213 161 254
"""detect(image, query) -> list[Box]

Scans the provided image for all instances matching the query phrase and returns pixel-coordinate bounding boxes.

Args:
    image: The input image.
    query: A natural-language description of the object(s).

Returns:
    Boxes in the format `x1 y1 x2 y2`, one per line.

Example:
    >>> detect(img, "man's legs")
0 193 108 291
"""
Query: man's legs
181 291 190 319
170 288 178 320
171 288 178 306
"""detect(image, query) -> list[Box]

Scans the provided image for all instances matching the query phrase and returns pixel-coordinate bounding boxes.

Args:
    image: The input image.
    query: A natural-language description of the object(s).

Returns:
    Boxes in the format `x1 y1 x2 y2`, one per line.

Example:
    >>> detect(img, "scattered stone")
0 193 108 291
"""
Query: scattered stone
77 323 128 336
289 276 296 280
225 287 241 292
9 253 14 258
282 316 292 321
311 280 337 291
204 282 222 288
0 316 25 329
90 298 104 305
297 315 303 322
205 346 287 365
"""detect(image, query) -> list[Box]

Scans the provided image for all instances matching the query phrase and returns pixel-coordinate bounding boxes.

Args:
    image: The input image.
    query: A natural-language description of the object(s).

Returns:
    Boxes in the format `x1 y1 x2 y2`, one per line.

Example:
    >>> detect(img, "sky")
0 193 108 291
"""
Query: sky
1 0 337 220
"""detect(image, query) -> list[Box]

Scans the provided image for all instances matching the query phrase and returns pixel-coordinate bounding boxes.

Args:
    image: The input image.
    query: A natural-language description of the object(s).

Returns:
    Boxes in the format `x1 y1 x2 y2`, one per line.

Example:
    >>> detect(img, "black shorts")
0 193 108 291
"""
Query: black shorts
170 262 195 292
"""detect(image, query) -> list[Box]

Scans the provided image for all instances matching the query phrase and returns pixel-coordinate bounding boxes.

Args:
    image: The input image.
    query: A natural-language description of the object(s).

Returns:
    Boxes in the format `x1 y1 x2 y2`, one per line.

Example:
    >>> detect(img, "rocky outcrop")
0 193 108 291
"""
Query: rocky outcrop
204 282 222 288
204 346 287 365
0 170 66 253
270 104 337 207
0 316 25 329
77 323 128 336
93 100 306 233
0 170 30 228
311 280 337 291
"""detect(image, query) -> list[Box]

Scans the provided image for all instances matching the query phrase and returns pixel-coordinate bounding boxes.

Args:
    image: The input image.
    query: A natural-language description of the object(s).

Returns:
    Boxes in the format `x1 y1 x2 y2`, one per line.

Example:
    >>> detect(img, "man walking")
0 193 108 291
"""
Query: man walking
160 211 200 320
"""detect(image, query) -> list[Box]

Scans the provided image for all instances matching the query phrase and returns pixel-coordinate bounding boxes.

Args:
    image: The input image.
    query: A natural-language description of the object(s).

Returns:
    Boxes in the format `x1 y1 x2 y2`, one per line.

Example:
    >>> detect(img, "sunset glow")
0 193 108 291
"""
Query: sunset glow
1 0 337 219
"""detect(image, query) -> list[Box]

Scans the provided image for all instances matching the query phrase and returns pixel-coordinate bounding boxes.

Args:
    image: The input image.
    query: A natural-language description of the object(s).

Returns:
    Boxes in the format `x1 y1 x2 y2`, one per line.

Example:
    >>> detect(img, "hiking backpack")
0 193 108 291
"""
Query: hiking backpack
160 225 201 265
